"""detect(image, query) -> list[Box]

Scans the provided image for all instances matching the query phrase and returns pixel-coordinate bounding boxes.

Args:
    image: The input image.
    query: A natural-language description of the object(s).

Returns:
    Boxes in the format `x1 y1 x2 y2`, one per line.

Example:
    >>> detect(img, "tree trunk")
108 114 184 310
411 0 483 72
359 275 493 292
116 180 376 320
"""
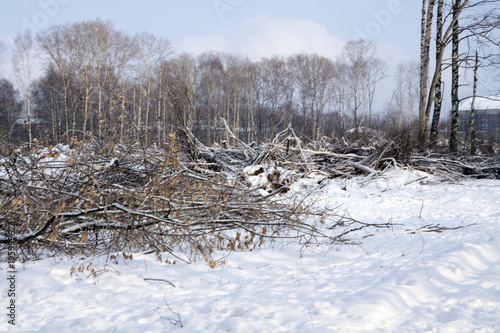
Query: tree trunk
51 90 58 143
137 69 143 140
26 49 32 146
206 90 212 145
145 75 151 146
430 0 444 145
418 0 436 146
450 0 461 153
157 76 162 146
470 50 479 155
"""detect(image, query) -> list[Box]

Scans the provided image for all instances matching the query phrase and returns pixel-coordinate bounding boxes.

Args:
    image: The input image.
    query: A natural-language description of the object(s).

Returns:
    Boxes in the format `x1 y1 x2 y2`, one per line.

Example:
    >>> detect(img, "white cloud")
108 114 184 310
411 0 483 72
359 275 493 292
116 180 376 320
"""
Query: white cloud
377 42 414 66
178 34 231 56
177 16 345 60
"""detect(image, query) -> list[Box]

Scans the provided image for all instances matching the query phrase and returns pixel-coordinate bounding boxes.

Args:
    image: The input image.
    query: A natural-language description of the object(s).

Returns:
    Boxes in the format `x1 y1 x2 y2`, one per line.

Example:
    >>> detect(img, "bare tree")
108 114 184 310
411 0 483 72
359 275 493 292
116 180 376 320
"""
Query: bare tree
242 61 258 143
450 0 462 153
388 61 419 131
418 0 436 145
289 53 334 140
13 31 38 145
223 55 250 143
451 0 500 152
0 79 23 135
197 52 225 144
36 20 137 142
0 41 5 73
80 20 135 138
134 32 173 144
335 40 385 132
37 24 77 142
366 57 386 128
160 53 199 138
430 0 444 145
257 56 290 138
470 50 480 155
419 0 499 151
69 21 98 138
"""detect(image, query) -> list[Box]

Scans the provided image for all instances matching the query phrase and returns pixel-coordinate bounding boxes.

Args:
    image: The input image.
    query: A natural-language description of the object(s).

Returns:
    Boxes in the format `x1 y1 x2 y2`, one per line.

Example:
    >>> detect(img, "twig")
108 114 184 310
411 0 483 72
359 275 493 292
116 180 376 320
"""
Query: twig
404 176 428 186
144 278 176 288
346 161 378 175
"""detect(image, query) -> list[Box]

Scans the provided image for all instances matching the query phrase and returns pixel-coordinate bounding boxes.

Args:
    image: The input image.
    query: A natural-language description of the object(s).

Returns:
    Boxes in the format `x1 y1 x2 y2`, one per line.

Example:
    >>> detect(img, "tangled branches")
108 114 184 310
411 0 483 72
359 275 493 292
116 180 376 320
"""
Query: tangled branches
0 133 364 263
3 121 496 264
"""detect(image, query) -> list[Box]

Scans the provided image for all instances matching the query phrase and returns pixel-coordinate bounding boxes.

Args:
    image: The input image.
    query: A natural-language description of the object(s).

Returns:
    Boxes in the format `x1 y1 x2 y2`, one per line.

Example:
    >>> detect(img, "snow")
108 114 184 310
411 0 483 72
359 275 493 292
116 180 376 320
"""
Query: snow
2 167 500 332
459 95 500 111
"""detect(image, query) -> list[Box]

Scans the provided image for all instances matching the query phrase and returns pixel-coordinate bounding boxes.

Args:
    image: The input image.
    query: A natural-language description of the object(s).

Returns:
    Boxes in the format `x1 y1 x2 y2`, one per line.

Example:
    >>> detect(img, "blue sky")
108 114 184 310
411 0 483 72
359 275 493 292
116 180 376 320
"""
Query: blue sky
1 0 422 62
0 0 428 109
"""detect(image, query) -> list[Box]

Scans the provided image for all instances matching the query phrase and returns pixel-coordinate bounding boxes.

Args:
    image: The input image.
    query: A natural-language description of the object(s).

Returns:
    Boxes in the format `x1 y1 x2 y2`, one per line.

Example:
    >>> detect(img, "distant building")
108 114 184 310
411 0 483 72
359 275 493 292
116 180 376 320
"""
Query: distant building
11 118 52 143
458 96 500 141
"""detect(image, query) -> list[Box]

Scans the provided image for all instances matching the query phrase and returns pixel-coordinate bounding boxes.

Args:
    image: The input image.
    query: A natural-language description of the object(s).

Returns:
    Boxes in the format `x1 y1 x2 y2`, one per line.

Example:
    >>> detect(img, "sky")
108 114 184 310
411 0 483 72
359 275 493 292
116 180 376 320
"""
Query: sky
0 0 438 110
0 0 422 60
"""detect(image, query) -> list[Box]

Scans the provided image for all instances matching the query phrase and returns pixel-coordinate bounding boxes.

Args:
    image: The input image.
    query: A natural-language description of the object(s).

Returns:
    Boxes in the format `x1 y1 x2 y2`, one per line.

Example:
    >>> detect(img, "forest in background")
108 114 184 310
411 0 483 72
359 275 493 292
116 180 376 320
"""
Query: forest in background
0 1 499 155
1 19 402 148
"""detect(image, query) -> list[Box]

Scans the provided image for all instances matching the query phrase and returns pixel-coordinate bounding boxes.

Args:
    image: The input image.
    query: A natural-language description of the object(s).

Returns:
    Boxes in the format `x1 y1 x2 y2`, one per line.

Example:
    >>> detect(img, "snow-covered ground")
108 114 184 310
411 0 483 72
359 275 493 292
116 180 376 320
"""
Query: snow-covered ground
2 167 500 332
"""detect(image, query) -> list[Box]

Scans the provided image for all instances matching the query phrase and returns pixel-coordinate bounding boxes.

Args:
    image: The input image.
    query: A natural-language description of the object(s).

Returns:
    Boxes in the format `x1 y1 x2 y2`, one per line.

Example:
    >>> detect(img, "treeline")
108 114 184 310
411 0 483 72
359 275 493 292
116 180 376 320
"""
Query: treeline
3 19 420 146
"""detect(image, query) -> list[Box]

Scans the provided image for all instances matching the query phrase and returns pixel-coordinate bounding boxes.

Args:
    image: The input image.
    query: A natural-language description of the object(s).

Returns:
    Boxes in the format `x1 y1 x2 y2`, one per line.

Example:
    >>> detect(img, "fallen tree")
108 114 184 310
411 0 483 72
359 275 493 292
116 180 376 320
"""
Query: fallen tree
0 132 394 264
1 123 497 263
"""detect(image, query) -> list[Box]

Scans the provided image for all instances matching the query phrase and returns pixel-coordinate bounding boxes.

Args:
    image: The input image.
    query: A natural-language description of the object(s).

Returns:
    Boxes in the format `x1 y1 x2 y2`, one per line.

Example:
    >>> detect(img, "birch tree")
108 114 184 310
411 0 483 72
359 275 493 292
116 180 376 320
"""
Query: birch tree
37 25 77 142
450 0 500 152
197 52 225 144
418 0 436 145
83 19 135 138
258 56 290 138
69 21 98 137
290 53 334 140
242 62 258 142
134 32 173 144
470 50 480 155
13 31 37 145
335 40 385 132
389 61 419 130
450 0 462 153
430 0 444 144
224 55 249 143
419 0 498 150
160 54 198 137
